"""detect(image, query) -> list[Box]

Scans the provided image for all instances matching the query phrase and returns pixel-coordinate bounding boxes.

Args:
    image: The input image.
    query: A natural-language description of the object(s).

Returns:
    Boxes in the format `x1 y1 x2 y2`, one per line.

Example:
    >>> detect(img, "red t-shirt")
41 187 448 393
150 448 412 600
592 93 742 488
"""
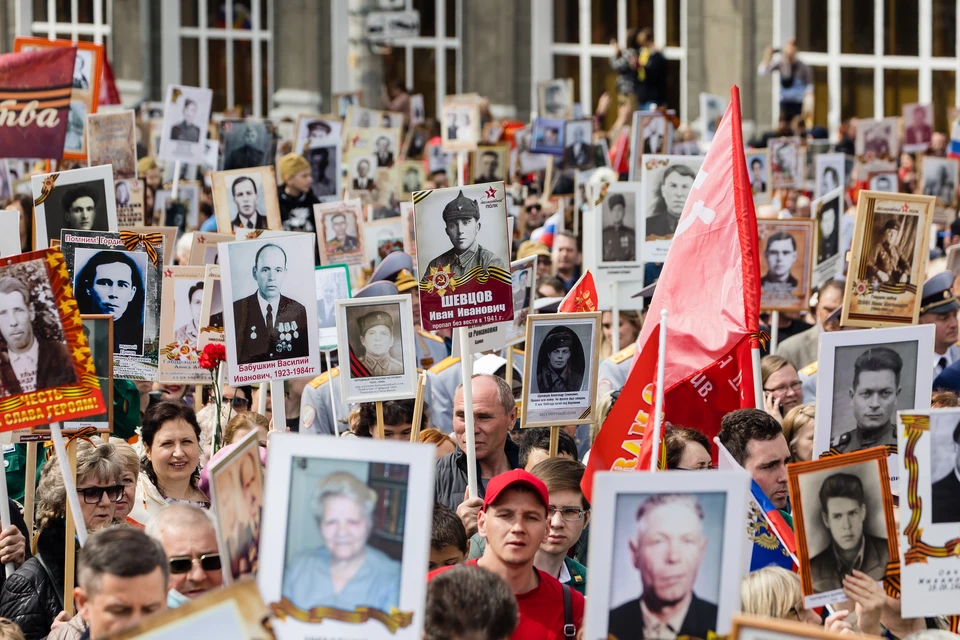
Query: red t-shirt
428 559 585 640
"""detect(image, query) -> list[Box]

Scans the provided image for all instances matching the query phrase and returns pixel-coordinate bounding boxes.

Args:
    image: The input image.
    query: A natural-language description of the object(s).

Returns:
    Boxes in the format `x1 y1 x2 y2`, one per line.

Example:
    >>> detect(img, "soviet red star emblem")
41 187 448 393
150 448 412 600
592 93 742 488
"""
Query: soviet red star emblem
485 186 497 200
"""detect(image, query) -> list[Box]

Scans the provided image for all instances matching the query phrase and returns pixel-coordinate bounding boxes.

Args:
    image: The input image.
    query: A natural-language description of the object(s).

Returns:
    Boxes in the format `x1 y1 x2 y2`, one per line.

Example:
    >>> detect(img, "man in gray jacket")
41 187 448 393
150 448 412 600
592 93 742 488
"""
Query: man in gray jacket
777 279 844 370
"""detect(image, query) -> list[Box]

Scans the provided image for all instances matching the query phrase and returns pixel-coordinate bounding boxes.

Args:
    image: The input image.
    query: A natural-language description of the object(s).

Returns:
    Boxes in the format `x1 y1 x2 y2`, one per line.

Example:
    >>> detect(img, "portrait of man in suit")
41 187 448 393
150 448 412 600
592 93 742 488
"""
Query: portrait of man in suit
171 98 201 143
563 123 593 170
375 136 394 168
232 243 309 364
932 419 960 523
229 175 267 231
225 125 265 170
608 494 718 640
316 276 338 329
0 276 77 398
808 472 889 593
905 105 932 148
352 159 373 191
474 150 502 183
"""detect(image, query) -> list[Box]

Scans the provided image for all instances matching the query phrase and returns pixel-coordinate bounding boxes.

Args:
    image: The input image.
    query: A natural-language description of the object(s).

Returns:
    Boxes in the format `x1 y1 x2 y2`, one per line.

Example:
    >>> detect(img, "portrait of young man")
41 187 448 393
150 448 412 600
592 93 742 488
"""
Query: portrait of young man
808 472 888 594
229 175 267 231
761 231 799 291
60 185 101 232
232 243 309 364
224 124 267 171
866 219 911 285
608 494 718 640
817 197 840 263
75 250 147 355
749 157 767 194
422 190 507 282
602 193 636 262
474 150 503 183
832 347 902 453
351 308 403 377
932 419 960 524
0 275 77 398
563 122 594 170
534 326 585 394
171 98 201 143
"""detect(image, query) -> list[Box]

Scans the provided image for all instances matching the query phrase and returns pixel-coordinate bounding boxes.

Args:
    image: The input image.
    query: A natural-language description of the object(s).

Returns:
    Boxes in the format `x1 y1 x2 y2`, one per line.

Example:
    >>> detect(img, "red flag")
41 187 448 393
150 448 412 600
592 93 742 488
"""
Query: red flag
0 48 76 159
98 57 122 106
559 271 598 313
582 86 761 499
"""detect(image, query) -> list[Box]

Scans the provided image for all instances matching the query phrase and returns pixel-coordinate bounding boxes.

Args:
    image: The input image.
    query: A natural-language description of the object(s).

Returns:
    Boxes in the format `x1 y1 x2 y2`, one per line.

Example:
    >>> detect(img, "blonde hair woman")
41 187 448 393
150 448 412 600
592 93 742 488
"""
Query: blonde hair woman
740 567 853 634
781 405 815 462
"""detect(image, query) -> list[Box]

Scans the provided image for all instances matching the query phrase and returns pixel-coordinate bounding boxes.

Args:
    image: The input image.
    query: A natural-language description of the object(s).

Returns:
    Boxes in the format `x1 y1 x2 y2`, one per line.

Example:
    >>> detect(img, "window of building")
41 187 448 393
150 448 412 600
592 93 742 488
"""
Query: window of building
21 0 113 60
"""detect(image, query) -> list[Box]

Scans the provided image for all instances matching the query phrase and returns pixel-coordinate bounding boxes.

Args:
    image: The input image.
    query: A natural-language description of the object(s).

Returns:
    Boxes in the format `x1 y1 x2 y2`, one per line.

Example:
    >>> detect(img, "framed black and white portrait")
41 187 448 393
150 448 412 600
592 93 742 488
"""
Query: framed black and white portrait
745 149 771 204
158 84 213 164
154 183 200 229
788 448 899 608
639 154 704 263
758 219 814 313
211 167 282 233
538 78 574 119
315 264 351 350
469 146 509 184
32 165 118 249
562 120 595 171
919 155 959 211
402 125 431 162
856 117 899 161
590 182 645 310
768 136 802 190
399 161 426 197
584 470 748 638
335 295 416 404
814 152 845 200
515 126 551 174
347 152 377 193
811 188 844 289
293 115 342 156
410 93 425 125
530 118 565 157
218 118 278 171
332 91 361 120
866 170 898 193
520 312 601 428
258 435 434 640
440 101 481 152
307 139 342 203
506 255 536 346
220 234 320 385
629 112 673 180
315 199 366 267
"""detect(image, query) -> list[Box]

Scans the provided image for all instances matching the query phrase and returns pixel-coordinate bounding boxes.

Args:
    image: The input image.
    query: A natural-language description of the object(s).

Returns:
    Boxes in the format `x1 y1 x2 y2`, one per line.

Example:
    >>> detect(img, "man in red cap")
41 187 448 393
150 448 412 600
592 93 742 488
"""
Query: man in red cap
428 469 584 639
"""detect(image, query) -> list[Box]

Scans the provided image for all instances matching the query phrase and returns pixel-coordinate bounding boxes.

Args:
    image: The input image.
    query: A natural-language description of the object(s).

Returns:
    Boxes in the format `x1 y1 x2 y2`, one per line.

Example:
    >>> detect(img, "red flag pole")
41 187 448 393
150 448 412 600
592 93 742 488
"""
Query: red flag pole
649 309 668 471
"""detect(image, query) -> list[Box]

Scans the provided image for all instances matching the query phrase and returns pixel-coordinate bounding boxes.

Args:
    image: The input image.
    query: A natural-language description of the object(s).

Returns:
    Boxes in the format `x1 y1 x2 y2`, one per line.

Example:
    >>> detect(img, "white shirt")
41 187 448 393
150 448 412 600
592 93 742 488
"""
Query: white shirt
9 339 39 393
934 349 955 378
257 292 279 330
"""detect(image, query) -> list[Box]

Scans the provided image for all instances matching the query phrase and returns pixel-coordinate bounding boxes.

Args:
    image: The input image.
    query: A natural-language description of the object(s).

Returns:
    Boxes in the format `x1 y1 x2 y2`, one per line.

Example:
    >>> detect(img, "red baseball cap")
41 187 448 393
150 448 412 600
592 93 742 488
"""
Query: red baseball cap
481 469 550 513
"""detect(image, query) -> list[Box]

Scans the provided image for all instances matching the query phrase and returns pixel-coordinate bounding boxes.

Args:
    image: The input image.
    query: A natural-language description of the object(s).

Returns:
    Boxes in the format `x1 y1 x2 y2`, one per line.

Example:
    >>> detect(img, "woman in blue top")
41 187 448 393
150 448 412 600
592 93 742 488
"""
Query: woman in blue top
283 471 401 613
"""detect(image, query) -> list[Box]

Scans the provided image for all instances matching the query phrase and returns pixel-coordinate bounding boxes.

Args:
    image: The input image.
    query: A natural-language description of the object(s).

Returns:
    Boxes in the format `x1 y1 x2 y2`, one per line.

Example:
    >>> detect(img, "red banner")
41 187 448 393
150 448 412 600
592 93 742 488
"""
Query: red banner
0 48 76 159
559 271 598 313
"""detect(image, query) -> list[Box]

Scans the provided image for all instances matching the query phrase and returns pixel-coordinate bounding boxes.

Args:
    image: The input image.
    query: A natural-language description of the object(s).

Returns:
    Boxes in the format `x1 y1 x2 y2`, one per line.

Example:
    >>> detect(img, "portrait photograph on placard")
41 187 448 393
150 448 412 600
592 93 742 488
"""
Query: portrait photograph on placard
403 125 431 161
218 118 278 171
158 266 208 384
842 191 935 328
60 230 163 380
315 264 351 351
413 182 513 332
758 219 814 312
745 149 770 204
158 85 213 164
813 325 933 486
293 114 342 155
209 429 263 584
506 255 536 346
538 78 574 118
32 165 118 249
584 471 748 639
530 118 565 157
336 295 416 403
211 166 282 233
306 139 342 203
521 312 601 427
346 106 402 130
640 155 704 262
515 125 552 174
258 435 433 640
815 152 845 200
919 155 958 210
189 232 234 266
346 151 377 193
867 170 899 193
856 117 899 161
114 178 145 227
220 234 320 385
896 409 960 617
398 161 426 197
787 448 899 609
0 248 107 429
85 110 138 179
637 112 673 158
811 188 844 289
902 103 933 154
363 218 404 268
316 199 365 267
470 146 509 184
563 120 595 170
155 182 201 228
197 264 224 351
333 90 362 119
63 314 113 434
440 101 481 153
801 140 832 191
768 137 802 190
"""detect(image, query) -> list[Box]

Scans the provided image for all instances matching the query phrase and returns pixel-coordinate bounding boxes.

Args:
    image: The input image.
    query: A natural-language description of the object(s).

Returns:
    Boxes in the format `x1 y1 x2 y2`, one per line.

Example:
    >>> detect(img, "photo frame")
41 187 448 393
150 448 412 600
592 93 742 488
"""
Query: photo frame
814 152 845 201
59 230 163 381
155 182 201 229
220 233 320 385
562 120 595 171
629 111 673 180
469 145 510 185
335 294 417 404
919 155 959 212
412 182 513 332
856 117 899 162
306 138 342 204
188 232 234 266
520 311 601 428
842 190 935 328
258 434 434 640
218 118 278 171
197 263 223 351
440 101 481 152
866 170 898 193
530 117 565 157
315 264 351 351
211 166 282 234
902 103 933 154
538 78 574 119
745 149 771 205
398 161 426 197
158 265 208 384
758 218 814 312
13 37 104 161
506 255 536 346
292 114 342 156
315 199 366 267
114 177 145 228
209 428 263 585
344 128 401 171
346 106 403 130
787 447 899 608
768 137 802 190
730 614 884 640
32 165 119 250
61 314 113 434
158 84 213 164
811 188 844 289
584 470 749 638
402 125 431 162
515 126 551 174
639 154 705 263
85 110 138 180
0 248 107 431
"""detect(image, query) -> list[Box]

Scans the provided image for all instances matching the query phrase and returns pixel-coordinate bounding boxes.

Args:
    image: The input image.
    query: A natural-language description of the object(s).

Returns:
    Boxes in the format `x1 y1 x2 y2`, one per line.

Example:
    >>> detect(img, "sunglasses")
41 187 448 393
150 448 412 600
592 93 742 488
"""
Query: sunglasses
77 485 124 504
525 204 542 213
168 554 222 574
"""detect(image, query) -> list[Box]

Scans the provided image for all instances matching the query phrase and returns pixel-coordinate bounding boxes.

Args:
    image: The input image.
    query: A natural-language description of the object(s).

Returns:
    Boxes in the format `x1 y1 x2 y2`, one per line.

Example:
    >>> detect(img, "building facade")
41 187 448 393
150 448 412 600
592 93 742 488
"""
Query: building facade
2 1 958 137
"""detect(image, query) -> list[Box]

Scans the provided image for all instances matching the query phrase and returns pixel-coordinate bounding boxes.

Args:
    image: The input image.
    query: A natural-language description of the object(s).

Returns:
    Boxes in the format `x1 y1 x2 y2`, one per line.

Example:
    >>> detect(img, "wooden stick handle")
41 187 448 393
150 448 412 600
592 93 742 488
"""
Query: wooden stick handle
548 426 559 458
23 442 37 542
410 372 427 443
375 401 385 440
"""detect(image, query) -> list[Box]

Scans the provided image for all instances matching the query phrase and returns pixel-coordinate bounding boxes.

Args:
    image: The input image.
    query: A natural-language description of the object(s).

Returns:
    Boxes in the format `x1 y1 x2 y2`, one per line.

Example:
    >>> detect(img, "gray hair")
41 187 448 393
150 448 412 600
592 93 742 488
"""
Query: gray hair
145 503 216 542
455 374 515 416
311 472 377 522
36 441 123 531
635 494 704 536
79 526 169 598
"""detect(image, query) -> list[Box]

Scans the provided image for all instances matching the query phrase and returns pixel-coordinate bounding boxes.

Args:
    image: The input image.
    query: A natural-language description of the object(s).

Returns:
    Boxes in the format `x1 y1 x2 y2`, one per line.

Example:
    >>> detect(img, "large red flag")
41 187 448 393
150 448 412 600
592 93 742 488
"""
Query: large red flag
583 86 761 499
559 271 598 313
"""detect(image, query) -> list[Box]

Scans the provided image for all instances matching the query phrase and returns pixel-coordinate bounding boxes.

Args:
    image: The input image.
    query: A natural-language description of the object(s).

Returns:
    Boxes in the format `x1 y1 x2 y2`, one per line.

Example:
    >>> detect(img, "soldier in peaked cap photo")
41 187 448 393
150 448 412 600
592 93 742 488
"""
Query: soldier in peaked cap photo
352 306 404 377
602 192 636 262
423 190 508 282
534 325 586 394
866 218 910 285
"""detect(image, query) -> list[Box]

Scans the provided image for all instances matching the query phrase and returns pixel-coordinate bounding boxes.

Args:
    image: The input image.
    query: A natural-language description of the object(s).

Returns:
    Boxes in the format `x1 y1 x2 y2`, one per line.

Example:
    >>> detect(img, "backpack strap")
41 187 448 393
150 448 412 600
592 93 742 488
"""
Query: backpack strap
562 582 576 639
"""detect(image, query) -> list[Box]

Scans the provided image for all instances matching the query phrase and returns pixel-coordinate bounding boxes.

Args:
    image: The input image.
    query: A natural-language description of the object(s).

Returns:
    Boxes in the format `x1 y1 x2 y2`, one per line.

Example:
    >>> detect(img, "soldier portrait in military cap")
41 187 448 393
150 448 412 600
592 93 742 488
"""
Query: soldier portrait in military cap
843 191 935 328
521 312 602 428
601 191 637 263
293 115 341 155
159 84 213 165
336 294 417 403
220 234 321 385
315 199 365 267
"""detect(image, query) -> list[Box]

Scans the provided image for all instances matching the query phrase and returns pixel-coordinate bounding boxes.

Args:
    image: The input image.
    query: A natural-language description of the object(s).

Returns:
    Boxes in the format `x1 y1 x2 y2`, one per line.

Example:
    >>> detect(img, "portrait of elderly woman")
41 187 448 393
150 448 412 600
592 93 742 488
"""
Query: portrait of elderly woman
534 325 586 394
282 471 402 613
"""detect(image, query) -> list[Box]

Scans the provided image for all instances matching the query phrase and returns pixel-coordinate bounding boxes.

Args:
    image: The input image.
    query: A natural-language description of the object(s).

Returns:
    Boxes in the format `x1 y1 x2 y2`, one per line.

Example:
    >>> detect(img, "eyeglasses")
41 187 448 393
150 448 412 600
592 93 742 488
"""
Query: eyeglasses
548 506 587 521
228 396 250 408
789 600 806 622
675 463 717 471
525 204 542 213
168 554 222 574
77 485 124 504
763 381 803 395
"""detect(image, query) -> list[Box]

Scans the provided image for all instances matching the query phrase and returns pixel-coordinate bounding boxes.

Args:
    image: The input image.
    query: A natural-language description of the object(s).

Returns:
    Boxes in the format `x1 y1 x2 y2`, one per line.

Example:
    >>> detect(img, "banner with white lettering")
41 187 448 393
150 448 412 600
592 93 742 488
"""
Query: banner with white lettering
0 48 76 159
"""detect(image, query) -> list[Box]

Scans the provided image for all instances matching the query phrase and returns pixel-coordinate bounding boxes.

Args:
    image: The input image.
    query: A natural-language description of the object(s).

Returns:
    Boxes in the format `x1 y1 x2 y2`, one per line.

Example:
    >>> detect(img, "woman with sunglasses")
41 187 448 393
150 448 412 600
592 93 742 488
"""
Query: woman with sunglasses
0 442 124 639
130 402 209 527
